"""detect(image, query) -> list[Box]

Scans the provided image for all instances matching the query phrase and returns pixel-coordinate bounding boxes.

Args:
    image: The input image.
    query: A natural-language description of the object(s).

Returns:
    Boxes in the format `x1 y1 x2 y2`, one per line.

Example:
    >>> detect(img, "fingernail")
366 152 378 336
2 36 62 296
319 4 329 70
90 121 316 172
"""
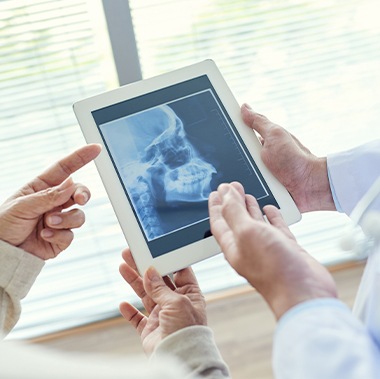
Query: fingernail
81 191 89 204
218 183 230 197
41 229 54 238
242 103 252 110
49 215 62 225
146 267 160 282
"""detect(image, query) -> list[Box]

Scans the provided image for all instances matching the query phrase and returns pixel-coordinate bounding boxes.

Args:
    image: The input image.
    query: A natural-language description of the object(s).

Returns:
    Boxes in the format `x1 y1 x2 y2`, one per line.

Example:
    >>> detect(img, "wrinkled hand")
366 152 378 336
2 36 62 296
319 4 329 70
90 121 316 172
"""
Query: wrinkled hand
209 181 337 319
241 103 335 212
119 248 207 355
0 144 101 260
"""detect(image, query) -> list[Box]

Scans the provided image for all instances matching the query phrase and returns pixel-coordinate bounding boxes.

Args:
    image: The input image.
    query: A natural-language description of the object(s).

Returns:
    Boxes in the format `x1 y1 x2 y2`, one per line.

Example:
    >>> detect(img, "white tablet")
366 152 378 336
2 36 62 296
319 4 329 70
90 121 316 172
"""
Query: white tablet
73 60 301 276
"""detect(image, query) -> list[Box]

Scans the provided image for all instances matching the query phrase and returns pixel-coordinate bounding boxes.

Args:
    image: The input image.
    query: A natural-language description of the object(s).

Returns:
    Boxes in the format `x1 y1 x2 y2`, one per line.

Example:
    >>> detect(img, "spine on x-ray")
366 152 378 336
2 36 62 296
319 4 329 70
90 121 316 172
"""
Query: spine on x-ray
130 178 163 240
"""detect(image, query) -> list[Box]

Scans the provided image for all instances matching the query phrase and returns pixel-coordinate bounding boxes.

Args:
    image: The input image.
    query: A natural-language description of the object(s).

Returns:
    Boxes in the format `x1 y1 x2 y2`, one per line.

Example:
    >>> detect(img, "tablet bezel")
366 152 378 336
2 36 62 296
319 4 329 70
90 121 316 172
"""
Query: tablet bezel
73 60 301 276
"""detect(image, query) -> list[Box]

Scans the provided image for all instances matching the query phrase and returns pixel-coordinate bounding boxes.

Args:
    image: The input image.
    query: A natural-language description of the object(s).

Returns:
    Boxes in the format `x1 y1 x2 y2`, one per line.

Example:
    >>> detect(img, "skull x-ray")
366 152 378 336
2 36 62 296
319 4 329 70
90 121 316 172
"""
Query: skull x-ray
95 77 278 257
102 104 217 240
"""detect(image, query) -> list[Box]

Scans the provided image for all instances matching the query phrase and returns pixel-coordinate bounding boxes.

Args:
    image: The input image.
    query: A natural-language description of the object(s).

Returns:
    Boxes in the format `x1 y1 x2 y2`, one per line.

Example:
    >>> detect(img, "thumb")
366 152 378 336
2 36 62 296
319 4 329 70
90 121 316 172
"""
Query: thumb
143 267 177 307
241 103 268 138
16 178 76 218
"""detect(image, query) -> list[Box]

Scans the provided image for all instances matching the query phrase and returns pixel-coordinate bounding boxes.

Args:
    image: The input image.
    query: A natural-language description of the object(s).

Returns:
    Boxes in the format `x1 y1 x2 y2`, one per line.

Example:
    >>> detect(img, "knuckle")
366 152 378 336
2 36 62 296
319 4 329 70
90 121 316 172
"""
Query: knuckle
44 187 67 206
44 187 59 202
270 124 285 138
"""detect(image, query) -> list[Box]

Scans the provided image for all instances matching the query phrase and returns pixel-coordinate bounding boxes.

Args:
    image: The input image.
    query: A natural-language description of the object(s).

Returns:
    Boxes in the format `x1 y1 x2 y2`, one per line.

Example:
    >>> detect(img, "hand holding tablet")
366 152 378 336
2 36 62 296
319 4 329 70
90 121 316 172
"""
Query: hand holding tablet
74 60 301 275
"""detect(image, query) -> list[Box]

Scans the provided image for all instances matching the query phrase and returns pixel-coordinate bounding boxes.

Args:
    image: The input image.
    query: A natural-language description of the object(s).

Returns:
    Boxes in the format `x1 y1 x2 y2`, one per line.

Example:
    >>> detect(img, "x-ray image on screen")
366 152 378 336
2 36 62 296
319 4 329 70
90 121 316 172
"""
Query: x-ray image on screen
100 102 217 241
95 77 278 257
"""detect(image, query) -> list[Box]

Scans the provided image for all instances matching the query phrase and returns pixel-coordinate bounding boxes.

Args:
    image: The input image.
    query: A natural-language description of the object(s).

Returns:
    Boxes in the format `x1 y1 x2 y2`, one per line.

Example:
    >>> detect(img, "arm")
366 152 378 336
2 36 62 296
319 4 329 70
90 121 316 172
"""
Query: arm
0 247 224 379
1 339 193 379
119 249 230 379
208 182 380 378
273 299 380 379
242 104 380 216
209 182 336 319
0 144 101 336
0 241 44 336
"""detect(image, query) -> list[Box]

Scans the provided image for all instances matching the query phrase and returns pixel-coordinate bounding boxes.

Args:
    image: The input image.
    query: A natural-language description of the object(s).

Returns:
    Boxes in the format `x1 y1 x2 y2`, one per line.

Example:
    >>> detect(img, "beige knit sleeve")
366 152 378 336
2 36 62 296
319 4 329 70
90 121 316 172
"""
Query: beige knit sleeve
0 240 44 337
151 325 231 379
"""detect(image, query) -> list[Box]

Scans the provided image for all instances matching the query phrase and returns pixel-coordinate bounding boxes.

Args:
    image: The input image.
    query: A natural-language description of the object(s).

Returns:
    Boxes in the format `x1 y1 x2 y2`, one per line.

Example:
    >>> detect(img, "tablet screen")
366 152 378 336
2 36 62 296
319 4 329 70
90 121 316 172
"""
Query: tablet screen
92 75 279 258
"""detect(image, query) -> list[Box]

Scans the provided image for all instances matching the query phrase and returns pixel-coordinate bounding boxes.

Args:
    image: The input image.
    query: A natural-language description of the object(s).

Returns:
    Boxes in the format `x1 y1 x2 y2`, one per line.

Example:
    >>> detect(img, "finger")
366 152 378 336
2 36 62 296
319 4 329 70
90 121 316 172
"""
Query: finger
208 190 222 209
229 181 245 197
144 266 181 307
119 262 156 313
119 262 144 298
119 261 156 313
263 205 296 240
72 183 91 206
119 302 147 334
173 266 199 289
241 103 271 138
32 144 102 191
40 228 74 251
218 182 246 205
245 194 264 221
218 184 254 234
229 182 263 220
208 191 230 239
121 246 176 291
122 247 139 272
16 178 76 218
60 183 91 208
45 208 85 230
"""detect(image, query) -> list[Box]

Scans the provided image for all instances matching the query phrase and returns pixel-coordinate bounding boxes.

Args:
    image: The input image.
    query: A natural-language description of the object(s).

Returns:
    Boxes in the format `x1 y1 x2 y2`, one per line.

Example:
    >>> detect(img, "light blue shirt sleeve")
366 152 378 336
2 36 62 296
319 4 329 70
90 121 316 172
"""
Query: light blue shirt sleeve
273 298 380 379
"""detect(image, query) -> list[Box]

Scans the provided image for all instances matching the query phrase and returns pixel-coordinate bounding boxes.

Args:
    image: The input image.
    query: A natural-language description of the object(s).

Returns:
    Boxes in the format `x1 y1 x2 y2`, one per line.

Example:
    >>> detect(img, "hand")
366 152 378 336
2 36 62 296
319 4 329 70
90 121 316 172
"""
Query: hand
0 144 101 260
119 248 207 355
241 103 335 212
209 181 337 319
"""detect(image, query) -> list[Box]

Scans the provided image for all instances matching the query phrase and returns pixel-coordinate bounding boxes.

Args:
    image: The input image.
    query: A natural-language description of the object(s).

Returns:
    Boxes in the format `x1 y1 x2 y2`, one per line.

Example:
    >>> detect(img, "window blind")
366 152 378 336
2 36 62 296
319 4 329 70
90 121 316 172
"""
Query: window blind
2 0 380 339
128 0 380 265
1 0 128 339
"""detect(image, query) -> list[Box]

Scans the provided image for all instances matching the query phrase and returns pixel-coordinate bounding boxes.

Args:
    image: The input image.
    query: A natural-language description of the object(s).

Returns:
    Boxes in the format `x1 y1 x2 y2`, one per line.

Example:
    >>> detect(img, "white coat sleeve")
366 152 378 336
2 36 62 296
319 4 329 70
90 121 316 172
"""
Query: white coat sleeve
273 299 380 379
327 139 380 215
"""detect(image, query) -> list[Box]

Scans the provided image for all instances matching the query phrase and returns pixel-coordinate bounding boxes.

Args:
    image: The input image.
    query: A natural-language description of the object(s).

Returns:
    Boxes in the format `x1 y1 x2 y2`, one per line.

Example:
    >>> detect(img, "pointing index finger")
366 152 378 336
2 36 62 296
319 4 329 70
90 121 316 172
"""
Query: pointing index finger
33 144 102 191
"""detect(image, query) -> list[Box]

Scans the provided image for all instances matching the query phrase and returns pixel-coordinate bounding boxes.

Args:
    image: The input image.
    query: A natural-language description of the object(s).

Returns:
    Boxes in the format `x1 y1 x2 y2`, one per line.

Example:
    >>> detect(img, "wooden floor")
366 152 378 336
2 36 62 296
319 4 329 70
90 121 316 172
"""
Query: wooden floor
34 262 364 379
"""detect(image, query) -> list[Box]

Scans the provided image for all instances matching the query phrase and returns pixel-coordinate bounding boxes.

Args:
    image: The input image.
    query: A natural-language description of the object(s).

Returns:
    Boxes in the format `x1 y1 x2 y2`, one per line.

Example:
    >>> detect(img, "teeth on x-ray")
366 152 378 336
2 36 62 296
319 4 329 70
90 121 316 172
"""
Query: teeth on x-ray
124 105 216 240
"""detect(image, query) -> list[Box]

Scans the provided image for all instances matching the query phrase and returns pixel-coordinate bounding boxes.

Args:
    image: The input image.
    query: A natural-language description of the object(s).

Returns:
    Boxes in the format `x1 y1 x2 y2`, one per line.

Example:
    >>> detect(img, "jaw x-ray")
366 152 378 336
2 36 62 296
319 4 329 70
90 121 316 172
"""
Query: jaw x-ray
94 76 278 257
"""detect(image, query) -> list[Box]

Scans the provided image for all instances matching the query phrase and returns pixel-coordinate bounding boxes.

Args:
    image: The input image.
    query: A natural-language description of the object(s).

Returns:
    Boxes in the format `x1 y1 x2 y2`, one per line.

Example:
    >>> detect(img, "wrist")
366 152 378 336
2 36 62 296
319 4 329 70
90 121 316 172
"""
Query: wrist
269 276 338 320
255 259 338 320
304 157 336 212
271 291 337 321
